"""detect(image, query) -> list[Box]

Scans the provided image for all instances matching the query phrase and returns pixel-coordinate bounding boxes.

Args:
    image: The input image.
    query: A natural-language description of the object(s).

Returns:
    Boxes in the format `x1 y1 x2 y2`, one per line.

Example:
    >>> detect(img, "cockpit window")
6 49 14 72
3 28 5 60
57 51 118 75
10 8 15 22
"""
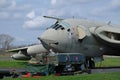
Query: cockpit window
60 21 70 28
55 25 64 30
49 21 69 30
52 23 65 30
67 28 70 32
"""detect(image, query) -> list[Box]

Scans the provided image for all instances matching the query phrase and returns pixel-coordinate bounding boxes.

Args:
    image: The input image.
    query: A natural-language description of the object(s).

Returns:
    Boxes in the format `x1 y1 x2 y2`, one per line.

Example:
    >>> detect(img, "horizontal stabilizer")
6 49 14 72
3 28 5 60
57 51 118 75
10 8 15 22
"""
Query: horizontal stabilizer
43 16 64 21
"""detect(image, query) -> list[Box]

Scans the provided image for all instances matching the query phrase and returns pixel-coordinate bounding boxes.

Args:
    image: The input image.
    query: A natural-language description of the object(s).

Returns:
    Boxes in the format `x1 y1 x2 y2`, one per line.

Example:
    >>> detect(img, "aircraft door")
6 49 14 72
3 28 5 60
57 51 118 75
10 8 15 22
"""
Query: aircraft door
71 26 86 42
77 26 86 40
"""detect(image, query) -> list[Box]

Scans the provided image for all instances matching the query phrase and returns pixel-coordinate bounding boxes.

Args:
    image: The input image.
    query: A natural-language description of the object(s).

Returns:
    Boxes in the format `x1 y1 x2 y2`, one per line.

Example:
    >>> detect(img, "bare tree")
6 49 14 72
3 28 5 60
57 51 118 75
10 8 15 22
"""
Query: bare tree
0 34 14 50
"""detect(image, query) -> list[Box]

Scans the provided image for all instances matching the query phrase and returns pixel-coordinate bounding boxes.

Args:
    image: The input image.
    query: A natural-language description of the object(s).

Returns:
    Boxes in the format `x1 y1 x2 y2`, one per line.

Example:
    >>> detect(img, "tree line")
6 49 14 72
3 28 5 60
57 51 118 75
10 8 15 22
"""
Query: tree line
0 34 14 50
0 34 39 54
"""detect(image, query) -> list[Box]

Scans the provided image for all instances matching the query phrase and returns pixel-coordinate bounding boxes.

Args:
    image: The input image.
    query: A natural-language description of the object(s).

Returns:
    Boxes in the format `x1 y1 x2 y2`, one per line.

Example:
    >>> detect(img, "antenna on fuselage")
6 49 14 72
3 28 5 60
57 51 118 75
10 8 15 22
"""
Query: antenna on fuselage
43 16 64 21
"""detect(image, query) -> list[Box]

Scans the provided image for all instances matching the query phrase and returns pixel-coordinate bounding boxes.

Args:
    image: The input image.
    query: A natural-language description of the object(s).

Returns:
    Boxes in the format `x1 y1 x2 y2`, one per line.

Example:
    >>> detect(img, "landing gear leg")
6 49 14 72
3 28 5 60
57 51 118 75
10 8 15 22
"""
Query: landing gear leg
89 59 95 69
86 58 95 69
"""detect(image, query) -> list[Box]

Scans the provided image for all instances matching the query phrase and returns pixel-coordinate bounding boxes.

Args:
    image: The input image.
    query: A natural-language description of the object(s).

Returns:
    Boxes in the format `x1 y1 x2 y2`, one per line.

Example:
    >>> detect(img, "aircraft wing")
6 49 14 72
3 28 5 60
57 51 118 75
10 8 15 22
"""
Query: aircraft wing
90 26 120 47
7 47 28 53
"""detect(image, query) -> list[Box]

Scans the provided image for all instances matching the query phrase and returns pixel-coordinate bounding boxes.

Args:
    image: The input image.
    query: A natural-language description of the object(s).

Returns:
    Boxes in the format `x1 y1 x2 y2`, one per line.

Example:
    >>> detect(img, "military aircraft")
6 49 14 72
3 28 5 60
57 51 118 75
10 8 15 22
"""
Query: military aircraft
8 16 120 68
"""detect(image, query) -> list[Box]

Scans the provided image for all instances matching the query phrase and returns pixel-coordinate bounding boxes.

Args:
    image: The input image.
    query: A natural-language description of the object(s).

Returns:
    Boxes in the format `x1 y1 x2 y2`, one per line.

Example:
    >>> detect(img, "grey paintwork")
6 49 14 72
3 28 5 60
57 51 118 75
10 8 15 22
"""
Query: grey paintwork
39 18 120 59
8 44 47 60
8 18 120 61
27 44 47 55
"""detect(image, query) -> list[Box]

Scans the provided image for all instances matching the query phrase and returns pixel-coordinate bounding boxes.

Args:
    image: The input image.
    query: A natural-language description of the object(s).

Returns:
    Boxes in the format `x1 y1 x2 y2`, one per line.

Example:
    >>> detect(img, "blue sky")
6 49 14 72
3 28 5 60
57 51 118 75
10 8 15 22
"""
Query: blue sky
0 0 120 46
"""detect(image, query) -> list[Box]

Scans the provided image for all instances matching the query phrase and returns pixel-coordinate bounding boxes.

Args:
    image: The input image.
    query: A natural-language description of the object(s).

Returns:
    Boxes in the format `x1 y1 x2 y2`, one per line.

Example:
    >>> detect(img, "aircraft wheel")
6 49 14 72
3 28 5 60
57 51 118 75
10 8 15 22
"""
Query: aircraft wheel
89 60 95 69
0 74 4 79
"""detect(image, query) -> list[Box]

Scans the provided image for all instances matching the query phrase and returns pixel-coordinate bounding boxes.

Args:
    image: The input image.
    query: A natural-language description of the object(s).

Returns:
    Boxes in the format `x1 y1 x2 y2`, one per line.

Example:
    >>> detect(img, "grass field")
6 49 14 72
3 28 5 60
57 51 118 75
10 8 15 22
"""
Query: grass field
96 56 120 67
0 60 27 68
0 56 120 80
0 56 120 68
3 72 120 80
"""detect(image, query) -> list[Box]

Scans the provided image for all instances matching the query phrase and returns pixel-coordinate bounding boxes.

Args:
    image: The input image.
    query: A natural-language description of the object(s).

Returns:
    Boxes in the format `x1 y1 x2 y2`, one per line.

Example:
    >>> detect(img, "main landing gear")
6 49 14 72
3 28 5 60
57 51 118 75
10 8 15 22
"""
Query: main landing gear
86 58 95 69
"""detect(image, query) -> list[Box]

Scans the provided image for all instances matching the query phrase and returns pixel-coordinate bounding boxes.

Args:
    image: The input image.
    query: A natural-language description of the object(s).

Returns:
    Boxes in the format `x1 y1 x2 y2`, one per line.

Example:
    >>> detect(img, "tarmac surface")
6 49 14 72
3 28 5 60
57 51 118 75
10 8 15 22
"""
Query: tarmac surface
0 67 120 74
0 67 120 79
0 57 12 61
91 67 120 73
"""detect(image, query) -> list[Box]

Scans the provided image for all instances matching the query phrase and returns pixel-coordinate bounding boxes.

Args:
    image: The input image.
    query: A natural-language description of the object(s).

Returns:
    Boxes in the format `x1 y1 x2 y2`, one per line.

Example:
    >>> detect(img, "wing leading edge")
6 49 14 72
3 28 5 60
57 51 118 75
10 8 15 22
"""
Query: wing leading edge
6 47 28 53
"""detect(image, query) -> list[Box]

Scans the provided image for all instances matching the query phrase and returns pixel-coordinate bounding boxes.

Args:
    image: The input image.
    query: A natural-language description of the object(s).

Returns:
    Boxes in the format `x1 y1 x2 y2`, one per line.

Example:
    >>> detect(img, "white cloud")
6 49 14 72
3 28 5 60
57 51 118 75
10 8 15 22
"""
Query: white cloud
91 0 120 16
0 12 23 19
23 0 97 29
0 0 16 9
23 11 41 28
48 0 97 19
23 16 46 29
0 0 10 8
15 37 26 42
26 11 35 19
45 9 65 17
13 13 22 19
0 0 120 46
0 0 31 20
0 0 31 11
0 12 9 19
110 0 120 7
23 10 56 29
51 0 57 5
51 0 95 6
10 0 16 8
23 18 40 28
10 4 31 11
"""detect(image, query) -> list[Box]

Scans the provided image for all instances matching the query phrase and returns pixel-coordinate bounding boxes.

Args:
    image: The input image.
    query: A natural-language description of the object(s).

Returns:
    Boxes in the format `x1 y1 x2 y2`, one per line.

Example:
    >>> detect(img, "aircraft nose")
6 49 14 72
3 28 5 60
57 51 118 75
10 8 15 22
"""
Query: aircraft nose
41 29 56 39
38 29 58 46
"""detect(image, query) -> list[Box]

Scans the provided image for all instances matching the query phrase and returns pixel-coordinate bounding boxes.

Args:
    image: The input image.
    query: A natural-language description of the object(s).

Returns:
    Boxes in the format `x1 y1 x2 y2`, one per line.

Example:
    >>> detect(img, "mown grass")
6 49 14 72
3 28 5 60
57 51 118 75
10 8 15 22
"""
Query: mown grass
0 56 120 80
0 60 27 68
95 56 120 67
0 56 120 68
3 72 120 80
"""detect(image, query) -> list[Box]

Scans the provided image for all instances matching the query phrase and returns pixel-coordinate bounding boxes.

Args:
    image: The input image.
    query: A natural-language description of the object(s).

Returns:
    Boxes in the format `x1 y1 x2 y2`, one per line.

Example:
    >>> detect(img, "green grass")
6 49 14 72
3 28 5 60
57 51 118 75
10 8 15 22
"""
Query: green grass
95 57 120 67
0 56 120 80
0 56 120 68
3 72 120 80
0 60 27 68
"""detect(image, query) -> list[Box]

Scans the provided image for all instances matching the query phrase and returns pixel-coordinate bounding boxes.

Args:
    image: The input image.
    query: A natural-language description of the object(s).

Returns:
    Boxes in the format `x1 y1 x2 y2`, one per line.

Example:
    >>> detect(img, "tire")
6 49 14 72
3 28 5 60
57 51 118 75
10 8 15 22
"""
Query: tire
0 74 4 79
89 60 95 69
